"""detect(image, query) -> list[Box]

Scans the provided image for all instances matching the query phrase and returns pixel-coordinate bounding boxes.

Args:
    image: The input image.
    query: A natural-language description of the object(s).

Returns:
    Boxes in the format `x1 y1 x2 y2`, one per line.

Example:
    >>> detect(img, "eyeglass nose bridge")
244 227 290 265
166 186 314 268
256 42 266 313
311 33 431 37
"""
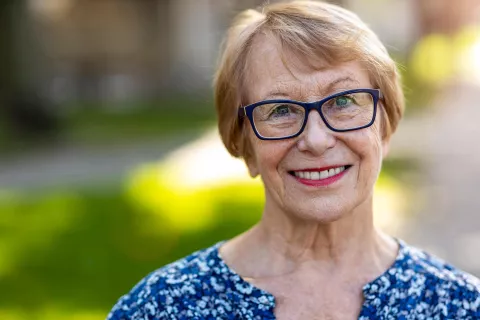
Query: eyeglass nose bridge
300 99 331 130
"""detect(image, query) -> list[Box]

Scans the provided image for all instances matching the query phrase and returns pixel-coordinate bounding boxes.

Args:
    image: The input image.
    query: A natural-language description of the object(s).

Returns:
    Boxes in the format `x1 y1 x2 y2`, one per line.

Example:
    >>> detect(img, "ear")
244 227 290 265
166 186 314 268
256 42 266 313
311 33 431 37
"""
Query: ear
378 103 391 159
381 136 391 159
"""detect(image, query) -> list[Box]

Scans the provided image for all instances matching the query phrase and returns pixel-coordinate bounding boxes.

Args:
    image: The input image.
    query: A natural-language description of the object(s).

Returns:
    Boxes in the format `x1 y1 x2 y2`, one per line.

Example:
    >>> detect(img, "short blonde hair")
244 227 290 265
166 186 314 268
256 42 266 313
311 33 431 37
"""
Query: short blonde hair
214 0 404 159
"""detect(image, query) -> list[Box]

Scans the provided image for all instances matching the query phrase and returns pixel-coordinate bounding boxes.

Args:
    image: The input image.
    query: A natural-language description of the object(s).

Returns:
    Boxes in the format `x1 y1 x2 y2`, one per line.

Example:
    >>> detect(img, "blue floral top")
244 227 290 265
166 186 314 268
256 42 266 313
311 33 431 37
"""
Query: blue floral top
107 239 480 319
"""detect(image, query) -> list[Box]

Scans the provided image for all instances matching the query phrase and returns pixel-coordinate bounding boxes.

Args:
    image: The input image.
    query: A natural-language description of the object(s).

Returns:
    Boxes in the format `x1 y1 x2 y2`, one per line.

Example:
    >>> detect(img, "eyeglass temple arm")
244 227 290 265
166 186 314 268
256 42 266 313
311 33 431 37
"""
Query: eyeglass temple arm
238 107 246 118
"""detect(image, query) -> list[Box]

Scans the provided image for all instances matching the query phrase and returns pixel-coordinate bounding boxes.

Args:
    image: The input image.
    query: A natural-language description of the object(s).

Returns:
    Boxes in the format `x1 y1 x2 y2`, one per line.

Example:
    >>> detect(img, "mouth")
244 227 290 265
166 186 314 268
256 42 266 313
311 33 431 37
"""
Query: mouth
288 165 352 186
289 165 351 179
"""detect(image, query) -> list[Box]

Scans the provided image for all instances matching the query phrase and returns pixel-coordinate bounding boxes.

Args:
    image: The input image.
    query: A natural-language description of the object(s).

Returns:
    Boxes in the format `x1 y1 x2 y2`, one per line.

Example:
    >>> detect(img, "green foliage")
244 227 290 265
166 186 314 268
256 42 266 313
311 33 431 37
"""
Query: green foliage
0 181 263 319
402 25 480 114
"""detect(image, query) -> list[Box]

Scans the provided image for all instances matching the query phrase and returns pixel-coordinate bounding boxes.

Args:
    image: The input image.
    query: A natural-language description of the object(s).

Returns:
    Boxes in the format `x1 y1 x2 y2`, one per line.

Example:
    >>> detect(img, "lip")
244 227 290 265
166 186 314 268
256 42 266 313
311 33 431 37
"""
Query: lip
289 165 351 187
293 165 350 172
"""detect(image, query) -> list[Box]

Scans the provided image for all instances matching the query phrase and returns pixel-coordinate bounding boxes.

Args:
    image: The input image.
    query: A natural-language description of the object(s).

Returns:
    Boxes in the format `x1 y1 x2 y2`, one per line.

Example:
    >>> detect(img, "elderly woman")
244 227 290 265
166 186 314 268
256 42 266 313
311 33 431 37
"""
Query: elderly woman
108 1 480 319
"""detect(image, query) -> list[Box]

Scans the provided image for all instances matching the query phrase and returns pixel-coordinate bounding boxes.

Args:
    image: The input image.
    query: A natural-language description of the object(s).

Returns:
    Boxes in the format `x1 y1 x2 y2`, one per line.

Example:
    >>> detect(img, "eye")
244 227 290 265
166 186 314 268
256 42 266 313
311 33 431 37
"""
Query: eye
334 95 354 107
253 102 304 124
271 105 291 115
270 104 296 117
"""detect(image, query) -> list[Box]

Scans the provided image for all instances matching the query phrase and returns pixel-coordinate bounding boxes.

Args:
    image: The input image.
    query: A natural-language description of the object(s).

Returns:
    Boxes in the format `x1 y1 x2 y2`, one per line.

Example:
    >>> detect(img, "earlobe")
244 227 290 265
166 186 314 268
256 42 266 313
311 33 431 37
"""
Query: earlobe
243 131 259 177
246 159 259 178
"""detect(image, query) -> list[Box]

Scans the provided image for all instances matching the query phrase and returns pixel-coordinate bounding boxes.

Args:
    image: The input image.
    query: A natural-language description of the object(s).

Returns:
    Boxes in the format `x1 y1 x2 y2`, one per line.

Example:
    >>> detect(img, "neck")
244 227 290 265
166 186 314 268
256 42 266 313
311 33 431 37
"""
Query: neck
221 196 398 280
260 196 377 262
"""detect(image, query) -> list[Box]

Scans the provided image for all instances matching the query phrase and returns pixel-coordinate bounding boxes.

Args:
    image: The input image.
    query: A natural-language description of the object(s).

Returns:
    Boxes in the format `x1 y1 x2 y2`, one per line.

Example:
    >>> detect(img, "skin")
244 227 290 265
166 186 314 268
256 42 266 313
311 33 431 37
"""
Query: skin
219 34 399 319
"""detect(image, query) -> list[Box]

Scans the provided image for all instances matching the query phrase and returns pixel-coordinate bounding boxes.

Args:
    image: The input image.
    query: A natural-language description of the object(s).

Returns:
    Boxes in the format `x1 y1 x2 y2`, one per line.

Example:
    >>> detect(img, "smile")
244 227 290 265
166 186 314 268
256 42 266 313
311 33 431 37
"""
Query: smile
293 166 348 180
289 165 351 187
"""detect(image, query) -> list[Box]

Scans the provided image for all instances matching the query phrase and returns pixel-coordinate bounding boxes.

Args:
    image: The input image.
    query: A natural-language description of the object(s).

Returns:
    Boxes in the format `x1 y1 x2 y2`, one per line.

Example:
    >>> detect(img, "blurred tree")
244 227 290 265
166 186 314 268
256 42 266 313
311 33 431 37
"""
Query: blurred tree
0 1 58 144
0 1 15 97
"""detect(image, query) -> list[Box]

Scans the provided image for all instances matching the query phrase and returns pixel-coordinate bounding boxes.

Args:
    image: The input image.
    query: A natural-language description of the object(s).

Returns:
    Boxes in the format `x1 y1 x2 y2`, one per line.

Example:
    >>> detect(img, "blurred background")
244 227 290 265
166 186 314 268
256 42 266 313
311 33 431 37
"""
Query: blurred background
0 0 479 319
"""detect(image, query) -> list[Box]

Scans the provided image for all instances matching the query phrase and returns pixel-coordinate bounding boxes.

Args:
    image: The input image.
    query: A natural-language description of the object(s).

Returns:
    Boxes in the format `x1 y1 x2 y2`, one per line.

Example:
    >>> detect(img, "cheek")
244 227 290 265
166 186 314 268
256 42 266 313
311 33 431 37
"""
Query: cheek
358 131 384 189
342 130 382 160
342 127 383 185
356 121 384 158
371 124 385 161
252 140 292 173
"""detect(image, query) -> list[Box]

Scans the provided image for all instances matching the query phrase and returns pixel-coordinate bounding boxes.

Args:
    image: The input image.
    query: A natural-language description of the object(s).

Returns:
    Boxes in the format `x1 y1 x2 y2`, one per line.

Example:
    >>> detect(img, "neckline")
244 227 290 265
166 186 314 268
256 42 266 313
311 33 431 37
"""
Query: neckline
361 238 409 298
213 238 409 306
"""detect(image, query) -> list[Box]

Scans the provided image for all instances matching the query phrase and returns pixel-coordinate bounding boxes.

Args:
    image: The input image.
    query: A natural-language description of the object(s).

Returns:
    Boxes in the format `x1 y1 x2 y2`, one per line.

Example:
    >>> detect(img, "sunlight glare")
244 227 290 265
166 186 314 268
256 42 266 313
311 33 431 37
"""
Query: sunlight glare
159 129 256 190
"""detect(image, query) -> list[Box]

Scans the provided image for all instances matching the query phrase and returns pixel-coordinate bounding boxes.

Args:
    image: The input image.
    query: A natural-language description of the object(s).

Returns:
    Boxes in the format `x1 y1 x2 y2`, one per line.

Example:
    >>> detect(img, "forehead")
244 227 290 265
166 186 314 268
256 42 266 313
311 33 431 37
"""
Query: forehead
243 33 371 104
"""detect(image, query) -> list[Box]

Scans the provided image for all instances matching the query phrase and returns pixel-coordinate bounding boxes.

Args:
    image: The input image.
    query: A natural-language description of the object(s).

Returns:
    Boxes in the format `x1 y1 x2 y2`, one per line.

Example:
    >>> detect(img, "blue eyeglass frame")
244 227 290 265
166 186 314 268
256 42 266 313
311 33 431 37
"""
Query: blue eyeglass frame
238 88 382 140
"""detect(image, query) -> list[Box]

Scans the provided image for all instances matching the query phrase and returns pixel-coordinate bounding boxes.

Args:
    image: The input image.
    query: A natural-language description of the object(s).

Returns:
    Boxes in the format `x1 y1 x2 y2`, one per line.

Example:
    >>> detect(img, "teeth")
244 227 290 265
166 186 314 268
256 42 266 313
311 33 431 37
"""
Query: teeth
294 166 346 180
319 170 328 179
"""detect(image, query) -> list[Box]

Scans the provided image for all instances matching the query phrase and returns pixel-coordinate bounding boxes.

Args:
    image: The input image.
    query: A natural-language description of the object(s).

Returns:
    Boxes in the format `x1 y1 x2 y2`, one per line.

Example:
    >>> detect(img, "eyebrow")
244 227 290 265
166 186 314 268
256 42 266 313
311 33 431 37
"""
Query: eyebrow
261 76 361 100
326 76 360 91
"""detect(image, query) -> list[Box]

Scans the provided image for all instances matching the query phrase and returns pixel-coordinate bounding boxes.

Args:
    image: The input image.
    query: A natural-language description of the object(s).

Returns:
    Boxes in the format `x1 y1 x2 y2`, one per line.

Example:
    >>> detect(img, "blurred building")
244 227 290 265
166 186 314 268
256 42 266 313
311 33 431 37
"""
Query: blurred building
12 0 275 106
26 0 223 104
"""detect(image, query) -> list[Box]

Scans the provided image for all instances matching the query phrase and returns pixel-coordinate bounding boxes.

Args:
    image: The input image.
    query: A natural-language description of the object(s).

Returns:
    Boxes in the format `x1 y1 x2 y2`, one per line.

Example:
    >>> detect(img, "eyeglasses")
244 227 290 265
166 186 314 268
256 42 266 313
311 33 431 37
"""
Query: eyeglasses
238 88 381 140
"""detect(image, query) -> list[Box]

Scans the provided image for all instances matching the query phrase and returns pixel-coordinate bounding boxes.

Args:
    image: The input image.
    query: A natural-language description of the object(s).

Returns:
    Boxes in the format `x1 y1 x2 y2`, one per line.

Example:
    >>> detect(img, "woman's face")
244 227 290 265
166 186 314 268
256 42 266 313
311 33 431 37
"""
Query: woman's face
243 36 389 222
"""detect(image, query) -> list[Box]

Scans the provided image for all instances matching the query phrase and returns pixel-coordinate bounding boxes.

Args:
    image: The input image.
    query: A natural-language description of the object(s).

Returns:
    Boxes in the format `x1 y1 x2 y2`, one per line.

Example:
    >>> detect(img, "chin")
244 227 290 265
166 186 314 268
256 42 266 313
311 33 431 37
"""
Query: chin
285 200 352 224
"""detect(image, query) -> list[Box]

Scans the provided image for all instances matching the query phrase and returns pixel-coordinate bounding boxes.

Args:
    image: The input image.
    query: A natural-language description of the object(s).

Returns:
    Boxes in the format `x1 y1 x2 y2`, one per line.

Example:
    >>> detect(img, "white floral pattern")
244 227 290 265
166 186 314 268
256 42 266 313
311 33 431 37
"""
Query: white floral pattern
107 239 480 319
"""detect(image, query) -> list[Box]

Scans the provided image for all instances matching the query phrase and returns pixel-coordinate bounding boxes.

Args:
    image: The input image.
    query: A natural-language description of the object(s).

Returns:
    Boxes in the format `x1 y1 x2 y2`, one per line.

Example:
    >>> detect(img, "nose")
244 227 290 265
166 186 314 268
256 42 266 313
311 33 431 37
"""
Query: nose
296 110 336 155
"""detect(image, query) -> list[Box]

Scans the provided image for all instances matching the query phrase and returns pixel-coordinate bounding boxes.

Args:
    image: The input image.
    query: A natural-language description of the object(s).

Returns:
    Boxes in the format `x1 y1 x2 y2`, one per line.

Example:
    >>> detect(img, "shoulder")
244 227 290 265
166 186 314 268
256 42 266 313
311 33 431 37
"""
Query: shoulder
107 242 230 320
400 241 480 315
405 243 480 292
